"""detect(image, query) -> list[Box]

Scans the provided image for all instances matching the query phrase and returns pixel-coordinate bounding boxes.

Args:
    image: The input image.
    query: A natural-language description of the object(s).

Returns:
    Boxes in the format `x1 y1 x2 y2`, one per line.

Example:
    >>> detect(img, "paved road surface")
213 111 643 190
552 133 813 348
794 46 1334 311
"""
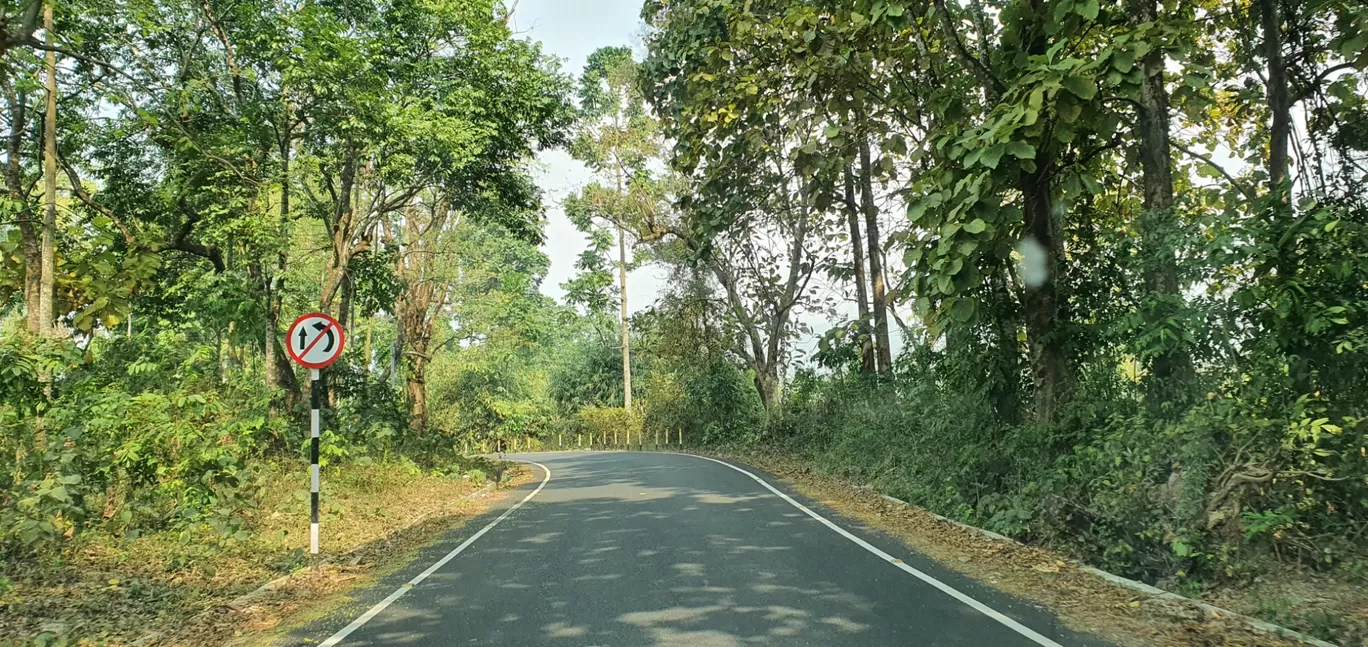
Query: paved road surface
290 452 1110 646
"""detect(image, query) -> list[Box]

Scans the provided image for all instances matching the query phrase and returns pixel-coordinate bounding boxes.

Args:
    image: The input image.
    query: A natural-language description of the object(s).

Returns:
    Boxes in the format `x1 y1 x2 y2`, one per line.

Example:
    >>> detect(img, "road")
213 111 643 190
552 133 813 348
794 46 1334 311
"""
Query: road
290 452 1110 646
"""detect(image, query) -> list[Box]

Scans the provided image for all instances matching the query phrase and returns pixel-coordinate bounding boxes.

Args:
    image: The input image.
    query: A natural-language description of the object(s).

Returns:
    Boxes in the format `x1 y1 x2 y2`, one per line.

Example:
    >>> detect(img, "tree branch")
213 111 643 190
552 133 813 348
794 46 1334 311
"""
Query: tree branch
932 0 1005 98
58 155 136 245
1171 142 1259 202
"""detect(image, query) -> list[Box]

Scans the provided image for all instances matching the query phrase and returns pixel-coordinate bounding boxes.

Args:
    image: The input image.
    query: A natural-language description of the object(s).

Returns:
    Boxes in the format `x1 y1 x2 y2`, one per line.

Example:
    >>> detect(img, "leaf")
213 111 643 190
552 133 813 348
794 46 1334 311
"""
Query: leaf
824 125 841 139
1004 141 1036 160
1172 540 1191 557
964 218 987 234
1062 76 1097 100
950 298 976 322
1342 31 1368 59
979 144 1005 169
1113 49 1137 73
1075 0 1099 20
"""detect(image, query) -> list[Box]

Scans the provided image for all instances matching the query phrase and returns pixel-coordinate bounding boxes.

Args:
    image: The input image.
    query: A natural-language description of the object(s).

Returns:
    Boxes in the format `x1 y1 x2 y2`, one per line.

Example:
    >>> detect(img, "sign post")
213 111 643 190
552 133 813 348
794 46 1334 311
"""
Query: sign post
285 313 346 555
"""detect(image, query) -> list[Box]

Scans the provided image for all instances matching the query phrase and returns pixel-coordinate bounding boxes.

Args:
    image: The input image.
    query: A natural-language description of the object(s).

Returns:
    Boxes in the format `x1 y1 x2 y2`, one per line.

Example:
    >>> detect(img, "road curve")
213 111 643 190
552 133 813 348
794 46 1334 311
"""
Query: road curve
288 452 1110 646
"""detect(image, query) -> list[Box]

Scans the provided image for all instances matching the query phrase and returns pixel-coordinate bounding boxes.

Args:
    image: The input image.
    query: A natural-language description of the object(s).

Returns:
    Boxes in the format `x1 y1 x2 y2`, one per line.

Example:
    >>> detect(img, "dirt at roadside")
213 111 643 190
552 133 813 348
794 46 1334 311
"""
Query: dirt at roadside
703 448 1361 647
0 463 533 647
200 466 536 647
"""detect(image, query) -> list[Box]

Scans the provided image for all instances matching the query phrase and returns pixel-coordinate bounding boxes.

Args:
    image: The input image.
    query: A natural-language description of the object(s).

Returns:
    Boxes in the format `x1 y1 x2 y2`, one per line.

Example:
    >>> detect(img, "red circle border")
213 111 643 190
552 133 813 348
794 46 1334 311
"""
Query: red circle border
285 312 347 369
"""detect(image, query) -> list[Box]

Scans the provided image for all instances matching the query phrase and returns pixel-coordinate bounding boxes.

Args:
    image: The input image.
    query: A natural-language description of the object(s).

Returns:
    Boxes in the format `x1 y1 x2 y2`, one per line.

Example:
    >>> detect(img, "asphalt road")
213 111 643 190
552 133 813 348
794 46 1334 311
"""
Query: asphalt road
291 452 1110 646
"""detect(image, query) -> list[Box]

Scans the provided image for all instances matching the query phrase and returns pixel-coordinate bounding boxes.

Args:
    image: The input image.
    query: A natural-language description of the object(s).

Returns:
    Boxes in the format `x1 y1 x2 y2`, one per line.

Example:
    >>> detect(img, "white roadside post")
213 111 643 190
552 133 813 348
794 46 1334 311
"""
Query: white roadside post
285 312 346 558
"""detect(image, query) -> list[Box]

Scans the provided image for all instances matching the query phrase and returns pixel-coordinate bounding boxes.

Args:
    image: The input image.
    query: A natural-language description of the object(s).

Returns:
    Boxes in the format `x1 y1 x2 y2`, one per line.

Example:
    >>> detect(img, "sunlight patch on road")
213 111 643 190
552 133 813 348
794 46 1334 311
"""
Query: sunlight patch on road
542 621 588 638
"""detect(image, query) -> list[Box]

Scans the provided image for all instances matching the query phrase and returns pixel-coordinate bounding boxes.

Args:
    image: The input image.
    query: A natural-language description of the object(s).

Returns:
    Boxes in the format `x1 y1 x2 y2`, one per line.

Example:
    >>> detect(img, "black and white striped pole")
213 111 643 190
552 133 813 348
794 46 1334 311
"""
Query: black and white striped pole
285 312 346 557
310 368 321 554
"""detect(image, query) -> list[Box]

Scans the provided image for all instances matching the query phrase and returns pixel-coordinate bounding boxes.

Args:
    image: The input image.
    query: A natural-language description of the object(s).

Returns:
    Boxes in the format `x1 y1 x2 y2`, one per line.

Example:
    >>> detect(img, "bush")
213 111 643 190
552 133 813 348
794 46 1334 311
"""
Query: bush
572 406 643 442
770 348 1368 586
641 358 763 445
0 332 279 558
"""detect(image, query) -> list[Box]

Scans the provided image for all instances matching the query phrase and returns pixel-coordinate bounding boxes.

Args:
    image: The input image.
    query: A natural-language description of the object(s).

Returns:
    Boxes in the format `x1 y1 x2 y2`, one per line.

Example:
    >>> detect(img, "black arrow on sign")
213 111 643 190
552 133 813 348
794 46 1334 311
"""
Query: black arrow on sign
312 321 335 352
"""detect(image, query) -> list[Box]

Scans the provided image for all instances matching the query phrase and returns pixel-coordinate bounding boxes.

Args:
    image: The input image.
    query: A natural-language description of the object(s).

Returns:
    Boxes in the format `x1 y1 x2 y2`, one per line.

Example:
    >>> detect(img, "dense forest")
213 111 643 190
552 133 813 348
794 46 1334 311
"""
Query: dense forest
1 0 1366 643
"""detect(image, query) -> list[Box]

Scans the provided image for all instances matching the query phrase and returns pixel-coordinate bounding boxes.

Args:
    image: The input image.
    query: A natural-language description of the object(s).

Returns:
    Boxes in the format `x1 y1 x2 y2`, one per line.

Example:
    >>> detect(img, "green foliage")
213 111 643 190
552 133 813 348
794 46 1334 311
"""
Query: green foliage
547 338 635 411
570 406 643 442
0 333 280 558
641 358 763 445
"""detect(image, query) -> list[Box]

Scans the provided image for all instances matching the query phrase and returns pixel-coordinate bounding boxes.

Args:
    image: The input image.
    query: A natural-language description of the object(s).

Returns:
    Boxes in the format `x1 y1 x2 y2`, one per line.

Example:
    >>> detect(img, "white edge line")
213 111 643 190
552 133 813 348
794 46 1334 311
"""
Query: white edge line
317 461 552 647
683 453 1065 647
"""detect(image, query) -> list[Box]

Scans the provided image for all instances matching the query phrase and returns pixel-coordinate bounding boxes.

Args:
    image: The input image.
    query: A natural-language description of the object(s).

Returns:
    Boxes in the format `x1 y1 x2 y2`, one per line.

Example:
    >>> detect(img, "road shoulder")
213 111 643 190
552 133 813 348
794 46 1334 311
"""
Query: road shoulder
223 466 541 647
697 449 1318 647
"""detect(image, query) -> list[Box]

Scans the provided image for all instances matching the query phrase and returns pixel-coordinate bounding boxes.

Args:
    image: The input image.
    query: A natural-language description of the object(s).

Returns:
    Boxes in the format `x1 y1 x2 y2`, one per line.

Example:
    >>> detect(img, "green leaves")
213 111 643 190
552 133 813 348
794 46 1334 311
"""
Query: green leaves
1075 0 1100 21
1004 141 1036 160
949 298 977 322
1062 75 1098 101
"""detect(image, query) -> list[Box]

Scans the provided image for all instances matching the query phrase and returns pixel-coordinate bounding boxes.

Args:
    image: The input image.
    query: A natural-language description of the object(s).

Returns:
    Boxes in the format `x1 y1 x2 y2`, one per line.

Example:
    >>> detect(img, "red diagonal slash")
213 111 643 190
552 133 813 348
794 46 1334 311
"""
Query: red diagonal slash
301 321 338 359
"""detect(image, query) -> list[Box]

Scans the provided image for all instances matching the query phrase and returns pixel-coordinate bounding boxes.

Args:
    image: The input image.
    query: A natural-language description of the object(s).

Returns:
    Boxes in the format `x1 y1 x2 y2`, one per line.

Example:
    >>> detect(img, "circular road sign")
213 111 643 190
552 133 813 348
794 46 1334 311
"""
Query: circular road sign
286 312 346 369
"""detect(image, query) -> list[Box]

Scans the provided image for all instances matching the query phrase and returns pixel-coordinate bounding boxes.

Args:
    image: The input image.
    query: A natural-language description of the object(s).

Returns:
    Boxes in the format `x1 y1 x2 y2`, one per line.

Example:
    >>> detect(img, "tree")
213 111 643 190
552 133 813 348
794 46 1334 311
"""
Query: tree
566 46 665 412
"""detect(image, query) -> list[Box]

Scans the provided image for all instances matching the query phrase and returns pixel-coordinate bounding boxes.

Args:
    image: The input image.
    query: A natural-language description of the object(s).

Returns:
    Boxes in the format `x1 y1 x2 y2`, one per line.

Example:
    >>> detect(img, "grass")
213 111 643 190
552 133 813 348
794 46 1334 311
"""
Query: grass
0 456 514 647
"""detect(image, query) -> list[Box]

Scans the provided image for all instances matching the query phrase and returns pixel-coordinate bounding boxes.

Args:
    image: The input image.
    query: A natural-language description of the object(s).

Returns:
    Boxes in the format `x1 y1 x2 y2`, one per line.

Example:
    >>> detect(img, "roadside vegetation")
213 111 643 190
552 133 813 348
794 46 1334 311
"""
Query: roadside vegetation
0 0 1365 645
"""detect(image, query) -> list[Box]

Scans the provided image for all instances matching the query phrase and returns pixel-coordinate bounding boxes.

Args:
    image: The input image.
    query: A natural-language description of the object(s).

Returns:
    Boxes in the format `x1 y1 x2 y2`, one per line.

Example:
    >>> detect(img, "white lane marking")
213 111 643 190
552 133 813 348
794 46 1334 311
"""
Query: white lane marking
318 461 552 647
683 454 1065 647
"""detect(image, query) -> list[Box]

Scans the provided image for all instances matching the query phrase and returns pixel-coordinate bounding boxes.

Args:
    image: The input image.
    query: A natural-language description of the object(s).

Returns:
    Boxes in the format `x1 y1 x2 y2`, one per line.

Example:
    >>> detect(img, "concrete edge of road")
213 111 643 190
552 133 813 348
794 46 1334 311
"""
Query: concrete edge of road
864 492 1339 647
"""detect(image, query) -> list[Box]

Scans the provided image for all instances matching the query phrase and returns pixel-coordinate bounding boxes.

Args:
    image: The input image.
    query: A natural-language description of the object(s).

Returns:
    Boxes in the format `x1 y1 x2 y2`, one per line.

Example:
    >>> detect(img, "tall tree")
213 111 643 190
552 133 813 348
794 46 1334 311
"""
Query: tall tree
566 46 662 412
1128 0 1192 389
36 0 53 336
841 165 875 373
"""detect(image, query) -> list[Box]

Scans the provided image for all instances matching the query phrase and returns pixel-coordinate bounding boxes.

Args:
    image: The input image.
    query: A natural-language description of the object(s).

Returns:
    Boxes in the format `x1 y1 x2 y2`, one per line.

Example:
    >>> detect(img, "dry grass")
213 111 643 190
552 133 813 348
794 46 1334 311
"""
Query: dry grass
0 460 531 647
705 447 1358 647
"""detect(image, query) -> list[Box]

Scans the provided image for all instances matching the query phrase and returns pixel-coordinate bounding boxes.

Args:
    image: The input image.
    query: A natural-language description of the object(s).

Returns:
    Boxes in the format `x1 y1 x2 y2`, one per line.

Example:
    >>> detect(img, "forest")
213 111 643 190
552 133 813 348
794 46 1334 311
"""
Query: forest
0 0 1366 644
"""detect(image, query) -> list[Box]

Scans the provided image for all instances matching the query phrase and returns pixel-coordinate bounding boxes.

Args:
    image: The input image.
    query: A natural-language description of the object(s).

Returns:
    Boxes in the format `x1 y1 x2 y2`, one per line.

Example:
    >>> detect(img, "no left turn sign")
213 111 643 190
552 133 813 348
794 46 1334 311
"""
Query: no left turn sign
286 312 346 369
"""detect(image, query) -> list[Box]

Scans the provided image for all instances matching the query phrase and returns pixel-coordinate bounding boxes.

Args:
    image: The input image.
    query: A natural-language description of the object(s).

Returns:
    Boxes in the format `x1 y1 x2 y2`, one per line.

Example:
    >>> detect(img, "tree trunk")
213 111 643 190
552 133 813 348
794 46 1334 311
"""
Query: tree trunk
754 363 781 412
269 106 293 404
1131 0 1193 388
858 136 893 373
390 318 404 388
319 159 357 314
843 165 875 374
1021 176 1067 426
6 89 39 334
407 355 427 435
989 267 1023 425
364 317 373 372
264 284 277 389
273 337 300 410
618 220 632 411
1258 0 1291 195
339 273 353 330
38 1 57 336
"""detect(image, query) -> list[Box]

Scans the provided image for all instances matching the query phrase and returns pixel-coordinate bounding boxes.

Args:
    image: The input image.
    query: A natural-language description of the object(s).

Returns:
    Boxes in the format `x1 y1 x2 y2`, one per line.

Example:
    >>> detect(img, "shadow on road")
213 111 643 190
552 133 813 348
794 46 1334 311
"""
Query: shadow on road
283 452 1106 647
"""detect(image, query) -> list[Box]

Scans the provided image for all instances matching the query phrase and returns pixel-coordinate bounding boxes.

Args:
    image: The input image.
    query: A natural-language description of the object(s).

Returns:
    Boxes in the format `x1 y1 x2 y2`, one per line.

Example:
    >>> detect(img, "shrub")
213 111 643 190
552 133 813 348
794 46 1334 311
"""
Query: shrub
573 406 643 442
